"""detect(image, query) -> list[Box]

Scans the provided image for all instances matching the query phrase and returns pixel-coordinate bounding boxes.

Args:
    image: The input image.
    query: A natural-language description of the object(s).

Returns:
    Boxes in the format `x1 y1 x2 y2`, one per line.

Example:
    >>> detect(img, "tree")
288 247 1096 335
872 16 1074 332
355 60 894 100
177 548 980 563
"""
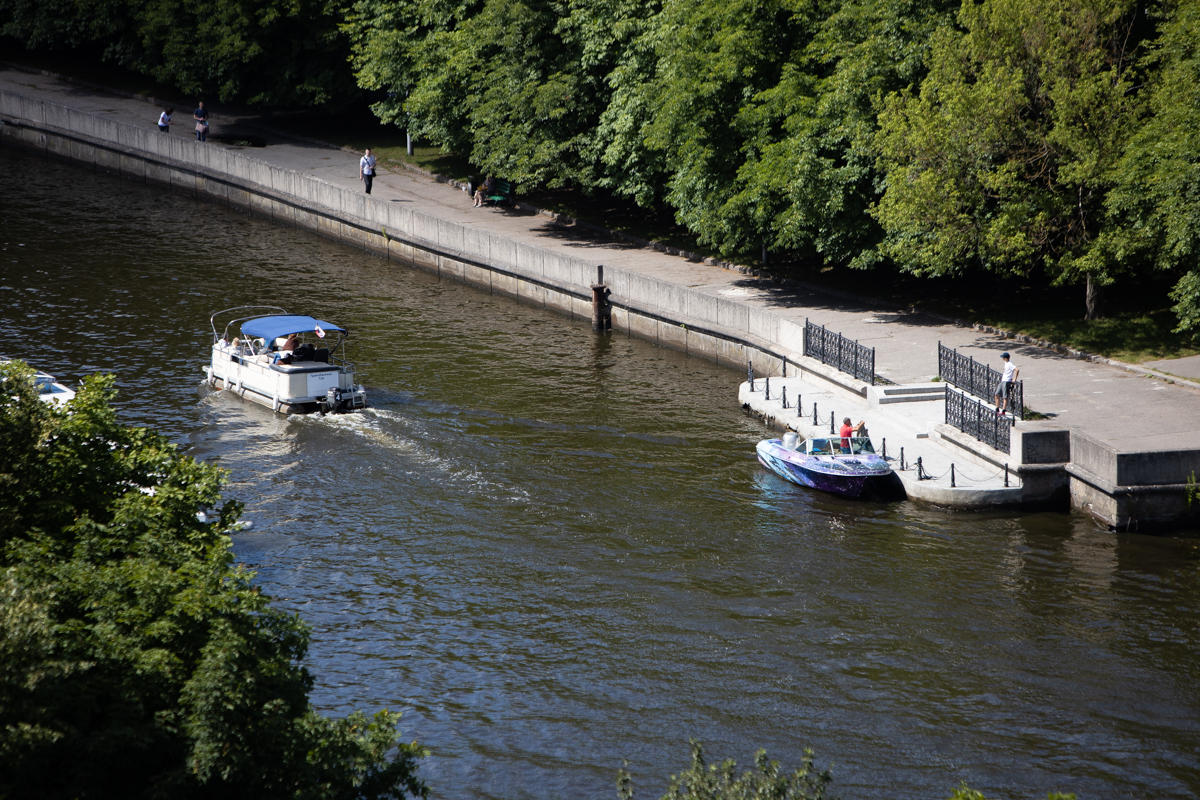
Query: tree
0 362 426 800
1100 0 1200 335
616 740 835 800
0 0 356 105
872 0 1153 319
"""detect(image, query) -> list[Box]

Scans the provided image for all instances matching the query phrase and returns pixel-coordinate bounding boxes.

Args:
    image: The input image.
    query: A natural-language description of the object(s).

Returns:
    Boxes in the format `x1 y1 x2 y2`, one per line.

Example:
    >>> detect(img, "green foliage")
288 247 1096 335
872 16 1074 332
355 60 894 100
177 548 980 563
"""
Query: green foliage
616 740 835 800
1171 270 1200 336
946 783 1076 800
0 361 426 799
0 0 355 105
1103 0 1200 331
874 0 1150 299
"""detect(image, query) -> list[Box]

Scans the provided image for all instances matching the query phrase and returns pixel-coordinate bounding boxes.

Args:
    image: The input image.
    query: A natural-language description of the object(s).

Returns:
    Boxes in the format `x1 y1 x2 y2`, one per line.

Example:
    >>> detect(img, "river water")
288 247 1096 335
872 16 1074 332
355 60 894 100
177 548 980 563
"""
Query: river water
3 146 1199 799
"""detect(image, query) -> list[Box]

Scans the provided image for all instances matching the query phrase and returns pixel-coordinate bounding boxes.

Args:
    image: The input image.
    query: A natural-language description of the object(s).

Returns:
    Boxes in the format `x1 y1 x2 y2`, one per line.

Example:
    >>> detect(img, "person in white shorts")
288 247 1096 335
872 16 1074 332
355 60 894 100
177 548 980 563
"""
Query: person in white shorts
994 352 1019 416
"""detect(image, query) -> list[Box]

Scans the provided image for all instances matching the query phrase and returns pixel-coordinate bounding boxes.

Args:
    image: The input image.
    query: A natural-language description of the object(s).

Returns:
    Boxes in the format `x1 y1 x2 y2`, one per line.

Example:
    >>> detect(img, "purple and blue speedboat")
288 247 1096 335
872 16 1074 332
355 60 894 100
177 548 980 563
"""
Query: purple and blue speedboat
756 432 892 498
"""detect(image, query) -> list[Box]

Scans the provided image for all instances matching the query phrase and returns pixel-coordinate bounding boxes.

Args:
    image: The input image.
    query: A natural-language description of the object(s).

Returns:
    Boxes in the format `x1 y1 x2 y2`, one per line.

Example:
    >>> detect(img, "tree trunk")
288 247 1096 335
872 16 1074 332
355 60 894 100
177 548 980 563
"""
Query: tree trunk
1085 275 1104 320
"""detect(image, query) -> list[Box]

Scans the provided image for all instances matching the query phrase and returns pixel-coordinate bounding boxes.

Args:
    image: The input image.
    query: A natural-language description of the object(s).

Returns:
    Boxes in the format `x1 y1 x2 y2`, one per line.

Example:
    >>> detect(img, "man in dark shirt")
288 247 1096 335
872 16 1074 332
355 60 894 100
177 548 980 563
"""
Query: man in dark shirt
193 102 209 142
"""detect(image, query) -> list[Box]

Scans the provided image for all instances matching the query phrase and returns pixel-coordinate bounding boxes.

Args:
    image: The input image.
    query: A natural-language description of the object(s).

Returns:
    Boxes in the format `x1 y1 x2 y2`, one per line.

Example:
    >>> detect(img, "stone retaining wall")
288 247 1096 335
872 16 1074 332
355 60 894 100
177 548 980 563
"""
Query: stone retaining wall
0 88 801 379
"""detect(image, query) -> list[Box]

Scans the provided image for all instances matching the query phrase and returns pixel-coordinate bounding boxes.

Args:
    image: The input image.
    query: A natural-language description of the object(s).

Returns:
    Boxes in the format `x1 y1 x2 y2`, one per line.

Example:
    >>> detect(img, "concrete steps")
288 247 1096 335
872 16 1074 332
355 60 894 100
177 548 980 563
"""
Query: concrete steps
876 383 946 404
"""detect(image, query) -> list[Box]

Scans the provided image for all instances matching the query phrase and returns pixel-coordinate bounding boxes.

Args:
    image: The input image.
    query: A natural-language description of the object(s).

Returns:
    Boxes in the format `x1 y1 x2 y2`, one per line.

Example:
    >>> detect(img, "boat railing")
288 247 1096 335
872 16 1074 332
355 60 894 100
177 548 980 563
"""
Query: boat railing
210 305 288 340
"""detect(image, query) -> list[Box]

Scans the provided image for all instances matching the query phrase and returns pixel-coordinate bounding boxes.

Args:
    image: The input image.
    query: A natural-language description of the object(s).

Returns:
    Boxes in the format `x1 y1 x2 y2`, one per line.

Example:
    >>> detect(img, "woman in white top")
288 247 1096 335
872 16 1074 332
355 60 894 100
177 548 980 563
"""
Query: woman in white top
158 108 173 133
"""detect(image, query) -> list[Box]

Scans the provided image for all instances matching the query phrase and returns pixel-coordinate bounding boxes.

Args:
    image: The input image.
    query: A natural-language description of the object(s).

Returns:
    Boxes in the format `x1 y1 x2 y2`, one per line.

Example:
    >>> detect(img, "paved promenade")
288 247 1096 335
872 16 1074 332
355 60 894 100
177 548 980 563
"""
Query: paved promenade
2 64 1197 459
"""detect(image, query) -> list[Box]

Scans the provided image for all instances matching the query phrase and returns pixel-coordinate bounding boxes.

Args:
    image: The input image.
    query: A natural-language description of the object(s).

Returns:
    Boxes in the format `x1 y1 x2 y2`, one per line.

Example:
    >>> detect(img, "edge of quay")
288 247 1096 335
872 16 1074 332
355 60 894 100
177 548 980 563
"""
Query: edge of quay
3 86 1198 532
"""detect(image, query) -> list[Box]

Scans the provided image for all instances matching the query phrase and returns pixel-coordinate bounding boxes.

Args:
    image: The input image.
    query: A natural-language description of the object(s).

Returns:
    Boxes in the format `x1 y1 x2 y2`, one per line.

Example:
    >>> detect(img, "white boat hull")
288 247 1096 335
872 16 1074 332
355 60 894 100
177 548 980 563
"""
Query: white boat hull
207 345 365 414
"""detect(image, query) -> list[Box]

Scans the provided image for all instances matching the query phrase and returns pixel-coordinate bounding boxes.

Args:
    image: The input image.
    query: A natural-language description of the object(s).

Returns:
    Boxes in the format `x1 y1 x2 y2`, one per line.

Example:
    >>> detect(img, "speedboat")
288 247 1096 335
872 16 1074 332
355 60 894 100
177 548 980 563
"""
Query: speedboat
757 431 892 498
205 306 367 414
1 361 76 406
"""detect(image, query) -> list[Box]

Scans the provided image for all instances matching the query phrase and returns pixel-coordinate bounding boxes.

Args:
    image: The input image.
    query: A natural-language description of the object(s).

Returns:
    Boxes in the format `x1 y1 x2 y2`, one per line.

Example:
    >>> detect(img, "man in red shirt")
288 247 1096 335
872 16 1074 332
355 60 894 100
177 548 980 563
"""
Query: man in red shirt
839 417 867 452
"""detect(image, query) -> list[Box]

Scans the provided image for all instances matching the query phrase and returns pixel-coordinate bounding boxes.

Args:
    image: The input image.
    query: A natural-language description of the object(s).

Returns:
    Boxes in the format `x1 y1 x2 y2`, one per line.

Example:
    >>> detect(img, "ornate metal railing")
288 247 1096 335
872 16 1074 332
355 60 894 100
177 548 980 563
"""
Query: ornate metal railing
805 319 875 384
945 387 1012 454
938 342 1023 419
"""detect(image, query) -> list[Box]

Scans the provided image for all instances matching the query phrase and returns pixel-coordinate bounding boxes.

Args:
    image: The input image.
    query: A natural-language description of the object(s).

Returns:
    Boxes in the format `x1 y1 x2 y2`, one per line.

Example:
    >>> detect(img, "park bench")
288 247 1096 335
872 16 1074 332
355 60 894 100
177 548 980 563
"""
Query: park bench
485 180 513 206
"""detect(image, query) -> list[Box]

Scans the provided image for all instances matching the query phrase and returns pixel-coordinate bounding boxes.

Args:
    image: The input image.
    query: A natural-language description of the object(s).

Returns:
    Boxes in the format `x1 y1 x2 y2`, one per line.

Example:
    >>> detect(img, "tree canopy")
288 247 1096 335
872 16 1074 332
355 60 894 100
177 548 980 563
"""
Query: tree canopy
4 0 1199 329
0 362 426 799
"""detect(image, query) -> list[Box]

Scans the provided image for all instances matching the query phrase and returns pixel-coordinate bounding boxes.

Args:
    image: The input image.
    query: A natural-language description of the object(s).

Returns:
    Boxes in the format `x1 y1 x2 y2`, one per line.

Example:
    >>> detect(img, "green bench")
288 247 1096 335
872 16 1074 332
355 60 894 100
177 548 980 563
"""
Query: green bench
484 180 513 206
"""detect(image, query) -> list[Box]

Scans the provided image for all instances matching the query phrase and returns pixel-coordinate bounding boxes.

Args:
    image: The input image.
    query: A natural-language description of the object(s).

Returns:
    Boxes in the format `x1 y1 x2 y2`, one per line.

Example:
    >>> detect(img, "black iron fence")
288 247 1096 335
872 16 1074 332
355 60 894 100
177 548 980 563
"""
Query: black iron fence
946 387 1012 454
805 319 875 384
938 342 1023 419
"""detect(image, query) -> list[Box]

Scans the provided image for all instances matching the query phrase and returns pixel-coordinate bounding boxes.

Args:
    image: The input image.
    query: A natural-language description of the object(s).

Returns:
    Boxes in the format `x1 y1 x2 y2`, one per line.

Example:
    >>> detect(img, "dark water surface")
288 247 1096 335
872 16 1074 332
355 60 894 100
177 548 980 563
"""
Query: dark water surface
3 147 1199 799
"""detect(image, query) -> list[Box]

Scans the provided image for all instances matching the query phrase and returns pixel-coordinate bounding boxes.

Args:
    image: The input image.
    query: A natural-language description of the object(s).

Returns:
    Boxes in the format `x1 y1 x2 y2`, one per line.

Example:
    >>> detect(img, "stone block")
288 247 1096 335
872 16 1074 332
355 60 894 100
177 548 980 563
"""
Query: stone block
517 279 546 306
513 242 544 280
388 204 414 239
686 292 720 326
46 134 71 159
715 337 746 370
227 185 252 210
687 328 718 361
749 308 783 344
716 298 749 333
489 235 516 272
491 270 520 299
439 256 465 280
658 319 688 352
119 153 145 180
95 146 121 174
461 262 493 290
412 213 440 248
627 311 659 342
294 206 318 233
43 102 70 131
570 295 592 320
388 238 416 264
545 288 574 315
610 306 630 333
1013 428 1070 466
462 225 489 261
69 140 96 166
438 219 465 253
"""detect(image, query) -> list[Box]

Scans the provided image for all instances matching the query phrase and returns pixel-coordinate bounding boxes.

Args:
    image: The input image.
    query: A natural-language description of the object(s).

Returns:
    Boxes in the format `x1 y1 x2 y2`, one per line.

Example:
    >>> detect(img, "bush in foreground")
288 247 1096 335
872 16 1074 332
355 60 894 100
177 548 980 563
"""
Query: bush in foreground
0 362 425 800
618 741 1077 800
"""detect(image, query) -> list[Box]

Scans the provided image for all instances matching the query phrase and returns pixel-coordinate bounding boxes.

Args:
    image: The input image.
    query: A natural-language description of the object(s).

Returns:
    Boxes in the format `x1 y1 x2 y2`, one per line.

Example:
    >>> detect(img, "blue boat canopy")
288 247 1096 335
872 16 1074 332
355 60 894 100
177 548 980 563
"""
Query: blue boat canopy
239 315 345 342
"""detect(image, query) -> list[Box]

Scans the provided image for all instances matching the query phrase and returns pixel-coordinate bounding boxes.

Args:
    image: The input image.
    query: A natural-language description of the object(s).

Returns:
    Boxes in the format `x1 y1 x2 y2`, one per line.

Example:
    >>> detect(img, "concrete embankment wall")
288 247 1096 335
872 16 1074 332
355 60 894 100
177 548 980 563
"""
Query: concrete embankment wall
0 89 800 377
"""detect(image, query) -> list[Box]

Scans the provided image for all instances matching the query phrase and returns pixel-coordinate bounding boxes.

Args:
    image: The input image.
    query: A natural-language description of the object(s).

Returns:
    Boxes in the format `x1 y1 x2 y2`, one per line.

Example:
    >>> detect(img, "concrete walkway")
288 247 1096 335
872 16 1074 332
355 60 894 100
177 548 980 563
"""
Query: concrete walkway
3 64 1197 458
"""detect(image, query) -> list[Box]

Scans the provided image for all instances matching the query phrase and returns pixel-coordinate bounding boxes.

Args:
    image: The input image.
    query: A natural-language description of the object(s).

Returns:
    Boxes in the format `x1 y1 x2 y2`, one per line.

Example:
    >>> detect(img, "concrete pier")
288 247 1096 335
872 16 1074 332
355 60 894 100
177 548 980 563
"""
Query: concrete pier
2 65 1198 530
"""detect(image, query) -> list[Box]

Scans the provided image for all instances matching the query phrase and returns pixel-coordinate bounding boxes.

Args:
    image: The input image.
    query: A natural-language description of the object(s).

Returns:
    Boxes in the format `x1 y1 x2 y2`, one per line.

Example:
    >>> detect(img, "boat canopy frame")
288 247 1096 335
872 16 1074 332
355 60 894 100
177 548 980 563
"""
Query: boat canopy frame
210 306 352 362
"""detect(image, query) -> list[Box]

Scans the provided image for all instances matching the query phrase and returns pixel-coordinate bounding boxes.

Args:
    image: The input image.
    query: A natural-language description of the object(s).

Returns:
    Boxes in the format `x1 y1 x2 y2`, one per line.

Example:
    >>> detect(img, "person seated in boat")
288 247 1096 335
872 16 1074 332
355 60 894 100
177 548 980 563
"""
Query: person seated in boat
839 418 867 453
280 334 299 352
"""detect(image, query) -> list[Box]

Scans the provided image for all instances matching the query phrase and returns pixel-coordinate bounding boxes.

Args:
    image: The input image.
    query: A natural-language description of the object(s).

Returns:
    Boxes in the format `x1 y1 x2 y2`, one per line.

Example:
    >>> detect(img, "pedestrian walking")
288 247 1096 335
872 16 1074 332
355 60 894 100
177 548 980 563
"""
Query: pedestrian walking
359 148 376 194
157 108 173 133
994 352 1019 416
193 102 209 142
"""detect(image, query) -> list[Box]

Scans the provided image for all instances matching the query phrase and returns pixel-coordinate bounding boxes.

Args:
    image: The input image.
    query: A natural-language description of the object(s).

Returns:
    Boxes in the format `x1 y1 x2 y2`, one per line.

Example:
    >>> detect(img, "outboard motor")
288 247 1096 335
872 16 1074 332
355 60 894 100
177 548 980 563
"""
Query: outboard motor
325 386 343 413
782 431 799 451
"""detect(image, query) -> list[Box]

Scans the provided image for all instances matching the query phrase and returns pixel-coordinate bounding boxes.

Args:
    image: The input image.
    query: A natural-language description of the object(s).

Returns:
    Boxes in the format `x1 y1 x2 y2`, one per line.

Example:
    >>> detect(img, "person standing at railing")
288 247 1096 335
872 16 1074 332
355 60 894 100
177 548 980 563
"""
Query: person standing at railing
994 352 1019 417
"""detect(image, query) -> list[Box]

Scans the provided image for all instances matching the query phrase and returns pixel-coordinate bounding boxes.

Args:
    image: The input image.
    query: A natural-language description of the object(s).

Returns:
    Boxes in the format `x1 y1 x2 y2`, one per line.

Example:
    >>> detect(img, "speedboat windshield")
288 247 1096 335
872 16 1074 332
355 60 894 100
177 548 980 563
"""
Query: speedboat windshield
807 436 875 455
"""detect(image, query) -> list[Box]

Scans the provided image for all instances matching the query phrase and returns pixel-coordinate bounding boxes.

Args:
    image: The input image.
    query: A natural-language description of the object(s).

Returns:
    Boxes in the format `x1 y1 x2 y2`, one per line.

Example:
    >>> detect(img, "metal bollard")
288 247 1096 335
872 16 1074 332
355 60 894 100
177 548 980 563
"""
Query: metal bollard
951 463 956 488
813 402 818 425
881 438 887 459
797 394 802 417
1004 463 1009 487
765 377 770 400
782 386 788 409
899 447 905 470
748 360 755 392
829 411 835 434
